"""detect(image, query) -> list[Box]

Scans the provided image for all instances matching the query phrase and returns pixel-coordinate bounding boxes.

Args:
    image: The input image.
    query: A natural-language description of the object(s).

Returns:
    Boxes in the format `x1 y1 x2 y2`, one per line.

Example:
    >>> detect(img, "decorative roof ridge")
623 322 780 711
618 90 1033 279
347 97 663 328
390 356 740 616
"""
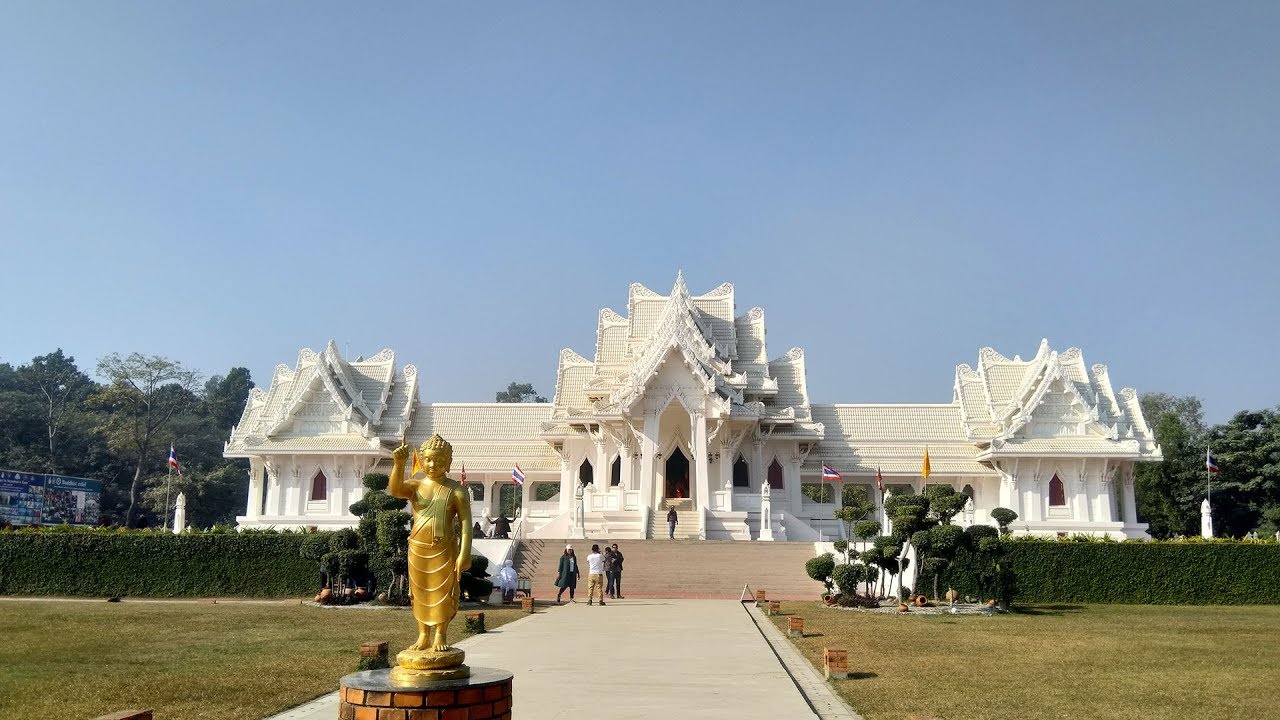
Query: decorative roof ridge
693 281 734 299
558 348 593 367
769 347 805 364
1001 339 1055 418
818 403 960 408
323 341 378 423
599 308 626 325
735 306 765 323
350 348 396 365
422 402 554 408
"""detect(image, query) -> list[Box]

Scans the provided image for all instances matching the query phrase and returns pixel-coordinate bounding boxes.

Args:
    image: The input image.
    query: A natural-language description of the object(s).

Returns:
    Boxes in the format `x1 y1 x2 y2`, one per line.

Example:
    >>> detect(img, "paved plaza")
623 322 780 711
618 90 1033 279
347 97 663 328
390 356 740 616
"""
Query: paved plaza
268 599 856 720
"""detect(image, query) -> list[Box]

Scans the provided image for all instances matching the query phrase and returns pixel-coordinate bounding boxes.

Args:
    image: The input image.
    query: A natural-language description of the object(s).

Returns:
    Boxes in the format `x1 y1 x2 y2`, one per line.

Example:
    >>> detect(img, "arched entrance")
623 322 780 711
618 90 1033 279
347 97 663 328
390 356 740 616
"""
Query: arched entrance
664 448 690 501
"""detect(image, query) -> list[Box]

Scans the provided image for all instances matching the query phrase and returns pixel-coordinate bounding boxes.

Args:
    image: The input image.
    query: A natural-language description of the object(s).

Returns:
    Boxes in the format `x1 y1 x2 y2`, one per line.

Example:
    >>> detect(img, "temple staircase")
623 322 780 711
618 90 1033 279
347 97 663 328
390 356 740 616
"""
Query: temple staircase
510 538 822 600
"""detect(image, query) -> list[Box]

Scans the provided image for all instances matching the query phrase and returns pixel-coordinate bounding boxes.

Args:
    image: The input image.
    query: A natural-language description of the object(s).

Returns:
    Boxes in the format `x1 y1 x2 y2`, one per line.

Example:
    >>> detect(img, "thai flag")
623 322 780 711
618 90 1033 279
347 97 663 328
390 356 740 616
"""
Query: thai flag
511 465 525 485
168 446 182 476
460 463 467 485
876 467 884 491
821 464 841 481
1206 448 1220 475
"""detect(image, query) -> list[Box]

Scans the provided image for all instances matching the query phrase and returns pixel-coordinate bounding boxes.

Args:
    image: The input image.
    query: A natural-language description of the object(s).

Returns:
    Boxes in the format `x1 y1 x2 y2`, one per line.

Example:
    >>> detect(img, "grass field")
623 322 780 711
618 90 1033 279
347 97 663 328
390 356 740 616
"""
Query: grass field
771 602 1280 720
0 599 530 720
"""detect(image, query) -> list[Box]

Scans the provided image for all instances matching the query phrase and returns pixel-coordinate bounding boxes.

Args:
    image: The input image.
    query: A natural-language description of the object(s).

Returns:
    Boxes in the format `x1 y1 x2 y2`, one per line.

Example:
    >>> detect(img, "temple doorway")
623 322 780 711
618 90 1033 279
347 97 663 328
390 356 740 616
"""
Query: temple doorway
664 448 690 501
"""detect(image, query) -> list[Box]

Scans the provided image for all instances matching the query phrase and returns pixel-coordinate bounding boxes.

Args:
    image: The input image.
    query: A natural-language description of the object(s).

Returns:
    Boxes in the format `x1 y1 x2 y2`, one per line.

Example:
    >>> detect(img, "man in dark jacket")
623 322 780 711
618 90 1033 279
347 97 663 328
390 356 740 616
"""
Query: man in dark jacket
606 543 624 599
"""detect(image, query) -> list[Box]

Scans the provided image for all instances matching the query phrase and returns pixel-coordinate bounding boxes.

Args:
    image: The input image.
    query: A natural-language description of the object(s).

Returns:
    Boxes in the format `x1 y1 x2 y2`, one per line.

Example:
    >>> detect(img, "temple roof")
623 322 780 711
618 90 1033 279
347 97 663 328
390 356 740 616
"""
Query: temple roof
225 342 417 456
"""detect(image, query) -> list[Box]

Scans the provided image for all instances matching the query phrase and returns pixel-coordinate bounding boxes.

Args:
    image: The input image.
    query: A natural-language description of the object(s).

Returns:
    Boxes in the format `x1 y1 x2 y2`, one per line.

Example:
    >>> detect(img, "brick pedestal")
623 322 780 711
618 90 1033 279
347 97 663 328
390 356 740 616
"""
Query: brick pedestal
754 589 767 606
788 616 804 638
339 667 513 720
767 600 780 615
521 597 534 613
823 648 848 680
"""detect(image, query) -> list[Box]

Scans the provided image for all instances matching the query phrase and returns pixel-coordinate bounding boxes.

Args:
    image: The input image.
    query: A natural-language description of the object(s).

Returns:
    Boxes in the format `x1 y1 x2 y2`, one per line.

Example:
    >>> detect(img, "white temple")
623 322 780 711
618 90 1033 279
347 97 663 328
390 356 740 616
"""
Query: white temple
226 274 1161 540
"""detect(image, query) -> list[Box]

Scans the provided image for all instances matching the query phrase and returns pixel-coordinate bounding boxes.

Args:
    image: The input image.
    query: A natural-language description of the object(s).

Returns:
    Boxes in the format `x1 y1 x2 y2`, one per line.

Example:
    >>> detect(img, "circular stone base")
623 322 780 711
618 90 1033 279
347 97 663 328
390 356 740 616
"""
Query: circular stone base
340 667 513 720
389 663 471 682
395 646 466 671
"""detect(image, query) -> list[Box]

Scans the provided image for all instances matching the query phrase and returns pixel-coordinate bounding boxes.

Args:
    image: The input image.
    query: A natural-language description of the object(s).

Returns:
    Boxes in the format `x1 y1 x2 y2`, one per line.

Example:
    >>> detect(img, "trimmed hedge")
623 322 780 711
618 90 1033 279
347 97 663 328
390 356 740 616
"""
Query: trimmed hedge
946 539 1280 605
0 529 321 597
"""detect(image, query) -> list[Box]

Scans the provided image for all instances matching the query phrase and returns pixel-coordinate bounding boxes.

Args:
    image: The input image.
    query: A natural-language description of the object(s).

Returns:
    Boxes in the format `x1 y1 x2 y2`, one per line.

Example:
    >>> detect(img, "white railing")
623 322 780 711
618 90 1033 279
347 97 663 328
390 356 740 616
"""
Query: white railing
711 490 732 511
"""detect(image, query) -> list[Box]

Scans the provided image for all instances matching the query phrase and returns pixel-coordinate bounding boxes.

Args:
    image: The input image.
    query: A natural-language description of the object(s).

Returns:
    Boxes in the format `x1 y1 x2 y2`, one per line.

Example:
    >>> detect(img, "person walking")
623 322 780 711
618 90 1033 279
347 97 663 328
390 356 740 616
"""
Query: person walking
667 506 678 539
586 544 606 606
609 543 624 599
555 545 580 603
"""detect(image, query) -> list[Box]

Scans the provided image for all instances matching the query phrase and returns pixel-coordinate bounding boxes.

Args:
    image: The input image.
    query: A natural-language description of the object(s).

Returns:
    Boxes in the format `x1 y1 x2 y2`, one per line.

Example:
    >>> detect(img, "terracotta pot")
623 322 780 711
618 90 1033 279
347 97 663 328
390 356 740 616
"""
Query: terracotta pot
318 588 332 601
898 602 910 612
946 588 959 604
914 595 928 607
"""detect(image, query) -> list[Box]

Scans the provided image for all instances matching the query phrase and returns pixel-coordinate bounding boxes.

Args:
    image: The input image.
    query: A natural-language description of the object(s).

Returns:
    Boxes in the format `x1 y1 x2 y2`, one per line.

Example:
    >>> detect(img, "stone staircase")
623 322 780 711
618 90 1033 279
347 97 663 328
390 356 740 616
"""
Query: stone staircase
648 510 702 539
511 538 823 600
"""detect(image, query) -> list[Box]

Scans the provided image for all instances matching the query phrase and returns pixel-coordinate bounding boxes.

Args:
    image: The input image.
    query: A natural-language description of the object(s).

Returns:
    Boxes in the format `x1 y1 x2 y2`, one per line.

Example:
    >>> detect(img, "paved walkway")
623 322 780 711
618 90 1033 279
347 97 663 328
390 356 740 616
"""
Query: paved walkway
267 599 858 720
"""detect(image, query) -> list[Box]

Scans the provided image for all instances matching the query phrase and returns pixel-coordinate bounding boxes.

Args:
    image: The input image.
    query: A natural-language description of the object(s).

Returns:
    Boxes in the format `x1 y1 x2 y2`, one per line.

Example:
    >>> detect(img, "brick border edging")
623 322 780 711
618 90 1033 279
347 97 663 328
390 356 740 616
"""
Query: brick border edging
740 601 864 720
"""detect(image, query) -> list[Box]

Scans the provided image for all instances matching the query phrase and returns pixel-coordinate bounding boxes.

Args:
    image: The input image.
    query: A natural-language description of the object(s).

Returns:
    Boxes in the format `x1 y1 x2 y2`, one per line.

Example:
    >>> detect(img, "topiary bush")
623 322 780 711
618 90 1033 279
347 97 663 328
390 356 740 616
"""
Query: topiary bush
805 553 836 595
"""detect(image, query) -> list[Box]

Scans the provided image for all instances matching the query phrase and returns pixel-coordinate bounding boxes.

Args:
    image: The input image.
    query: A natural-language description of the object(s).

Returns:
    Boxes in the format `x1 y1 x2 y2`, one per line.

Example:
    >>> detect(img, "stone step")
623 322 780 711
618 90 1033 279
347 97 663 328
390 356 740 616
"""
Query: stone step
512 538 823 600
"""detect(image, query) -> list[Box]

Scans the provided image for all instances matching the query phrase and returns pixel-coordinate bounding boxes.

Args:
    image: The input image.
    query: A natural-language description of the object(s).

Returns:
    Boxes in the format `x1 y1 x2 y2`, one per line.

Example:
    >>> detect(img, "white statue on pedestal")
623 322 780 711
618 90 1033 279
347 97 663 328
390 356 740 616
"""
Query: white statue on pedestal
1200 498 1213 539
569 482 587 539
758 482 774 542
172 492 187 534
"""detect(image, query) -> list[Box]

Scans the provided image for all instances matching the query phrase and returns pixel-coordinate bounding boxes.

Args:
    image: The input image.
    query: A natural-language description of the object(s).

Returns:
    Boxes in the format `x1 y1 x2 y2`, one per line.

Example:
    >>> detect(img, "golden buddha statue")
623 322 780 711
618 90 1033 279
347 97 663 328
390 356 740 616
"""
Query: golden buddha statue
387 433 473 681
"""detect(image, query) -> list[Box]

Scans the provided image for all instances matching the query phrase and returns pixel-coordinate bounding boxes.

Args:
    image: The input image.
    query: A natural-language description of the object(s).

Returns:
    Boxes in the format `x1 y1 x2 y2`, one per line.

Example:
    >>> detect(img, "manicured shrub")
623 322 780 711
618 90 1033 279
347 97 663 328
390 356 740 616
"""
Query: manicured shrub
0 527 319 597
832 563 865 595
806 553 836 594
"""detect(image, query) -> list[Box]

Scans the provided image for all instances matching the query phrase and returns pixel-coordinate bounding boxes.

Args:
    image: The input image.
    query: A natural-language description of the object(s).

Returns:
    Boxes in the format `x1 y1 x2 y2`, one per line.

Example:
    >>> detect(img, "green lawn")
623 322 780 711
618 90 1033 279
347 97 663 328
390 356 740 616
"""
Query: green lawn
0 599 530 720
771 602 1280 720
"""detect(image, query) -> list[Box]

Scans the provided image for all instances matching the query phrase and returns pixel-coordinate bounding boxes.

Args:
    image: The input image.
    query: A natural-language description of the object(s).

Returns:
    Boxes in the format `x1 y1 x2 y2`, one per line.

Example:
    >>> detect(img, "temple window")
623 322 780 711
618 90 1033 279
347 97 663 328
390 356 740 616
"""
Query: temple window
310 469 327 501
1049 474 1067 506
732 455 750 487
767 459 784 490
579 459 594 485
610 456 621 486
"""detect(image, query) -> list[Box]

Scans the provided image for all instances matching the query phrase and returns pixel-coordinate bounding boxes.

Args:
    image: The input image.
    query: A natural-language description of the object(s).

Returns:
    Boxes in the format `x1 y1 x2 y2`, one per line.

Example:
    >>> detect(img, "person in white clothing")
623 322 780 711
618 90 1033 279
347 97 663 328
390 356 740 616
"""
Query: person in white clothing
497 559 518 603
586 544 606 605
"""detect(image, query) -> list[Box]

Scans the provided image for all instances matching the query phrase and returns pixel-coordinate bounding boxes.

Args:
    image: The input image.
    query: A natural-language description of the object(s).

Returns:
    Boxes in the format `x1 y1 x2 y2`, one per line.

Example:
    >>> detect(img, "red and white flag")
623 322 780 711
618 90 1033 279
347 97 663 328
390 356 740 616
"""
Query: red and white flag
167 446 183 477
875 467 883 492
460 463 467 485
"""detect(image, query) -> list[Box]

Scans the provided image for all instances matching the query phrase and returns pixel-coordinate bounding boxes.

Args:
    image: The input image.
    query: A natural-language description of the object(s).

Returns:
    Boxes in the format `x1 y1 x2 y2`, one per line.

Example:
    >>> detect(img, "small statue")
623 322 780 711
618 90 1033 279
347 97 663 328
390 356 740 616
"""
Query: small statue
387 433 473 680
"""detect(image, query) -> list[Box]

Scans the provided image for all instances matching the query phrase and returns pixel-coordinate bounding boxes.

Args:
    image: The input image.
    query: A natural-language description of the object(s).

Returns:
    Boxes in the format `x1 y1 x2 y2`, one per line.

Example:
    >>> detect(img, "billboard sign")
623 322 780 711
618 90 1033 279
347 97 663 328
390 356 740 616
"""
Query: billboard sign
0 470 102 526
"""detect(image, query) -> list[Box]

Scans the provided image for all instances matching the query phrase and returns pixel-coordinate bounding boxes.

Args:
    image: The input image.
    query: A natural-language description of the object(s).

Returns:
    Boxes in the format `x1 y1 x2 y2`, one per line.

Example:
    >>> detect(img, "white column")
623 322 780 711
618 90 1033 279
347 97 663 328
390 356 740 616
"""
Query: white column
287 461 303 517
621 445 634 493
787 456 802 515
264 461 282 516
246 458 263 519
172 493 187 533
558 454 573 513
1122 471 1138 525
639 409 659 509
330 458 346 517
693 411 710 510
751 438 765 492
594 437 607 490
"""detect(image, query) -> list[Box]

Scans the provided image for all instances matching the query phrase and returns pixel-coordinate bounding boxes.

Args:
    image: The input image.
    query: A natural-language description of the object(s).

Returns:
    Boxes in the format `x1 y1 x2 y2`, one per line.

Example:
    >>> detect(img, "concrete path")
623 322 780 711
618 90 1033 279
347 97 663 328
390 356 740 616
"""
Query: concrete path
267 599 828 720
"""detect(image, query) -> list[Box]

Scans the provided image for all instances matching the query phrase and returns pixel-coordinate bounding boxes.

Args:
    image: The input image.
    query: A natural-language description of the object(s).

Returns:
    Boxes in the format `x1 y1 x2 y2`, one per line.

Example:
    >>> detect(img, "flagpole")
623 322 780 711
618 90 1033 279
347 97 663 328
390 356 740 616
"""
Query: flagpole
1206 447 1212 508
164 463 172 531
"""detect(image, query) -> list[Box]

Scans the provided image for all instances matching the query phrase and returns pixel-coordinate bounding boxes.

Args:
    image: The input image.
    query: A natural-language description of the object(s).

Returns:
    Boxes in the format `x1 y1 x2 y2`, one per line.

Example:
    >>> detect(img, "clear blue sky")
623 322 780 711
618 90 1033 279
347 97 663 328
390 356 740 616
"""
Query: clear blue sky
2 3 1277 424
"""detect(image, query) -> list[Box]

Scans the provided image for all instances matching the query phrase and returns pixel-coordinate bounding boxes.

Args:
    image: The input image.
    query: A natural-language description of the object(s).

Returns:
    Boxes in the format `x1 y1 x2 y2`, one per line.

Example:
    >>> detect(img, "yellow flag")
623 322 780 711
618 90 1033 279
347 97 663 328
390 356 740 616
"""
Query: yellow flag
411 447 424 477
921 447 931 479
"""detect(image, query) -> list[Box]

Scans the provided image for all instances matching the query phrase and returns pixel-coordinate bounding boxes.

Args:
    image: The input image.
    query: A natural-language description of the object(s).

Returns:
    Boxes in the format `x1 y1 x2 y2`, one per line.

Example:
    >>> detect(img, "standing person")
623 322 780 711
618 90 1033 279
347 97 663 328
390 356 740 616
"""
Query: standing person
667 506 678 539
555 545 579 603
610 543 625 599
497 559 518 604
604 546 618 599
586 544 606 605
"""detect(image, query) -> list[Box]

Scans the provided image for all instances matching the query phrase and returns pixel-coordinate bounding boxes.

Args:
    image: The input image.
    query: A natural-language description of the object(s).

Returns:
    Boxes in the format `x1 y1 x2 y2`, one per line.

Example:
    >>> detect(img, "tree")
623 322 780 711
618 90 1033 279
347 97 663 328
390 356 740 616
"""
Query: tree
1135 395 1209 538
990 507 1018 536
15 350 95 473
203 368 254 431
349 472 411 600
805 553 836 595
925 484 969 525
495 382 547 403
1206 407 1280 537
91 353 201 527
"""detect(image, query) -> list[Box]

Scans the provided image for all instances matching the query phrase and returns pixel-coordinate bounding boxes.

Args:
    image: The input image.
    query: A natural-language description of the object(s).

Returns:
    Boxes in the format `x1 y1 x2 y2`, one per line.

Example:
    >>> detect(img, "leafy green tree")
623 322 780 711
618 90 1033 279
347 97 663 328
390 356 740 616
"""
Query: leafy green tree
14 350 96 473
91 353 201 527
203 368 255 431
805 553 836 595
495 382 547 403
1206 408 1280 537
1135 395 1209 538
990 507 1018 536
832 563 866 596
925 484 968 525
349 473 410 600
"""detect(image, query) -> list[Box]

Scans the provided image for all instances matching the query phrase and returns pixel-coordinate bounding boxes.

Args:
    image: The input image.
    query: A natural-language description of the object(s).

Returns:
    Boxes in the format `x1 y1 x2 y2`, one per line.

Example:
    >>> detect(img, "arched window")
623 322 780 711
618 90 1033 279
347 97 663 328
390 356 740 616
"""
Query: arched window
767 459 784 490
310 469 327 501
1049 474 1067 506
578 459 594 485
610 456 622 486
732 455 750 487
